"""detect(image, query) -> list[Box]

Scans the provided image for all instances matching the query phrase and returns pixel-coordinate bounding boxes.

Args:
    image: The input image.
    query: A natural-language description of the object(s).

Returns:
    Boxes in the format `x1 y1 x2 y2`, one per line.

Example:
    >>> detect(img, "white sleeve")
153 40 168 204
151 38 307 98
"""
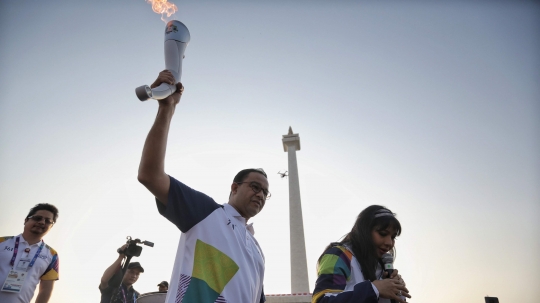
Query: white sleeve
370 282 380 299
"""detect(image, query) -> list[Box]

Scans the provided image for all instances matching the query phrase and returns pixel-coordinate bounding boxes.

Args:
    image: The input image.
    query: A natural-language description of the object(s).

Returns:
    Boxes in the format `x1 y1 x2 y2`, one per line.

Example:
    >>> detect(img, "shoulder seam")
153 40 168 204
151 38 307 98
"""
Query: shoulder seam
45 244 58 255
0 236 14 243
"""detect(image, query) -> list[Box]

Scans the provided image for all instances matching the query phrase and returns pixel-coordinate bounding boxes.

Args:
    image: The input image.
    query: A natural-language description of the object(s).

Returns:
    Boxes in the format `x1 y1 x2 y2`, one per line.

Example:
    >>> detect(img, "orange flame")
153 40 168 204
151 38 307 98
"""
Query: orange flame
146 0 178 22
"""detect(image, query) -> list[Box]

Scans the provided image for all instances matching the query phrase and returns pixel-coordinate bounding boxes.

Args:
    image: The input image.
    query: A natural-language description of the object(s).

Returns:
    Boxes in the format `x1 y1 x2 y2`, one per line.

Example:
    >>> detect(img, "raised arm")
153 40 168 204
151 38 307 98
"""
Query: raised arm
99 244 127 289
137 70 184 205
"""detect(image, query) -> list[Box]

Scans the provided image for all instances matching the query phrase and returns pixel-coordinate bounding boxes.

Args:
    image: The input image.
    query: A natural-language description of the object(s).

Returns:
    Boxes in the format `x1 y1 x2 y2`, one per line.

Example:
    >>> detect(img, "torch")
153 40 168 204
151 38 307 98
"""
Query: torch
135 20 190 101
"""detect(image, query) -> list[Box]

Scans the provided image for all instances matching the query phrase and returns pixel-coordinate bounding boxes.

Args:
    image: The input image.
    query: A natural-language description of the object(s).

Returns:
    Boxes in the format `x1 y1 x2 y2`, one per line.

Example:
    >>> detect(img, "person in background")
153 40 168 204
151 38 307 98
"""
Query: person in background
312 205 411 303
99 244 144 303
0 203 60 303
157 281 168 292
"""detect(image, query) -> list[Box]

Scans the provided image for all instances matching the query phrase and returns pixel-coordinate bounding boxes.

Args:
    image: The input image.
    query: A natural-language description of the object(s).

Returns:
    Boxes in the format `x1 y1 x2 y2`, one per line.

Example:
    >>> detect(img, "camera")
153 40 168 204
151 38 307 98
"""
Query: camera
117 236 154 257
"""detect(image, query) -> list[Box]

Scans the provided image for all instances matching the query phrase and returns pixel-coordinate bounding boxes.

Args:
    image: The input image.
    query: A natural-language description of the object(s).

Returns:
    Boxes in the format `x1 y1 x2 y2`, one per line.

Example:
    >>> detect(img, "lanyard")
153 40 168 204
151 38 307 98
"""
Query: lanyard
121 286 136 303
10 237 45 269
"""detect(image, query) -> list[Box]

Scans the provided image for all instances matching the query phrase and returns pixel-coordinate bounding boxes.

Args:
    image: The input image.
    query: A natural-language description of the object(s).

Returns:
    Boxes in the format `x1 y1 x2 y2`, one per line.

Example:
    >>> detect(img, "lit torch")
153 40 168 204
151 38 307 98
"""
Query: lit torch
146 0 178 22
135 2 190 101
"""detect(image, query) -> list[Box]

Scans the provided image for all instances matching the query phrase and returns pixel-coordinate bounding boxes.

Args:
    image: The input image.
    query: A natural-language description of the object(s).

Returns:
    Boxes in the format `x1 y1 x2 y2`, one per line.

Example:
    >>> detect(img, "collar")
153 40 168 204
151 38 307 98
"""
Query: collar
223 204 256 235
17 233 43 246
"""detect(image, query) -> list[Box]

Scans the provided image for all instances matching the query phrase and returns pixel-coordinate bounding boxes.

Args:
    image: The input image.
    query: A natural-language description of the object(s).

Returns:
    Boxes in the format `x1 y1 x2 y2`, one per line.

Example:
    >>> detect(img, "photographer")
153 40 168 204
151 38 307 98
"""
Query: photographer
99 244 144 303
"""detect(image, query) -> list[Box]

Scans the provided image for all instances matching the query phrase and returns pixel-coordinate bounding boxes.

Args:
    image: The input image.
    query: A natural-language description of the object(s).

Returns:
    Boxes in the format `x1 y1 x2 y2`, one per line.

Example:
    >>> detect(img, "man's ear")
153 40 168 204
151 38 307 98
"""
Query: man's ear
230 182 239 195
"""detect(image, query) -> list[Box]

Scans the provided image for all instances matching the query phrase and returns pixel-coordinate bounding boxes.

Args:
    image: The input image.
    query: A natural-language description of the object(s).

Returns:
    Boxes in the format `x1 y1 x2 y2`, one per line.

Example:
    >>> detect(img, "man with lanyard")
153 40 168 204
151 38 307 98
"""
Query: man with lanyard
99 244 144 303
0 203 60 303
137 71 269 303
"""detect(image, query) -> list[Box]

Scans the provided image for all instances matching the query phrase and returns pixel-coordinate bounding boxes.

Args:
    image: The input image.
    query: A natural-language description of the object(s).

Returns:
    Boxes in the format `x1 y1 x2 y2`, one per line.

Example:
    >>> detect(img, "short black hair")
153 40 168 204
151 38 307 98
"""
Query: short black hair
26 203 59 223
232 168 267 183
229 169 268 199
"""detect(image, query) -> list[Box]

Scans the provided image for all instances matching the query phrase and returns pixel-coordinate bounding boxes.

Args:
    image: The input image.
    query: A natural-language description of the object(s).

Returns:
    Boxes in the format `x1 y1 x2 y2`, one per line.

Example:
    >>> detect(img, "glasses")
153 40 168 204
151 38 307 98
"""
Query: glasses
236 181 271 199
28 215 55 225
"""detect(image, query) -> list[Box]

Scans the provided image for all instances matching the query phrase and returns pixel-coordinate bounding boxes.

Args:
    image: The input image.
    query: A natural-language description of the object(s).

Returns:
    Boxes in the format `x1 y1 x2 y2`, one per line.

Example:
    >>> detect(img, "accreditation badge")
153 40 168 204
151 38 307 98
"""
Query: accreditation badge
1 269 27 293
15 258 31 271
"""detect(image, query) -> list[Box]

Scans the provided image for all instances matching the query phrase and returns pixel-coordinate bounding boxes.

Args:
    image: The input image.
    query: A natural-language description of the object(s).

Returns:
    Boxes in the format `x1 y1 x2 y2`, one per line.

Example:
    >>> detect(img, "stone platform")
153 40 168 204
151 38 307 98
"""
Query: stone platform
266 293 312 303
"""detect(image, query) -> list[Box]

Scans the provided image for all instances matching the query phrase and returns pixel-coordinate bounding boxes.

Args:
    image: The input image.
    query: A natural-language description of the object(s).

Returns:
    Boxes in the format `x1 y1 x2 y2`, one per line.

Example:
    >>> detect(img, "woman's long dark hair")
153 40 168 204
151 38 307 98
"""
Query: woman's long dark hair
320 205 402 282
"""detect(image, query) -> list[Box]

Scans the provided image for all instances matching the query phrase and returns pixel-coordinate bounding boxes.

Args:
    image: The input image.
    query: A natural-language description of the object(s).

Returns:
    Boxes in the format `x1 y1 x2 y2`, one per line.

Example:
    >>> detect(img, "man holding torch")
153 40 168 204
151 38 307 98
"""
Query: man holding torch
138 71 268 303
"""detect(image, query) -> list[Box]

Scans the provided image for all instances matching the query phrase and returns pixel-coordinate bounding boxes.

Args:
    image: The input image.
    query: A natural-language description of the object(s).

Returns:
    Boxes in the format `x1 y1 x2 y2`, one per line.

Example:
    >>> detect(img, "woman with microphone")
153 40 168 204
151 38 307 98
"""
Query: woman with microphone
311 205 411 303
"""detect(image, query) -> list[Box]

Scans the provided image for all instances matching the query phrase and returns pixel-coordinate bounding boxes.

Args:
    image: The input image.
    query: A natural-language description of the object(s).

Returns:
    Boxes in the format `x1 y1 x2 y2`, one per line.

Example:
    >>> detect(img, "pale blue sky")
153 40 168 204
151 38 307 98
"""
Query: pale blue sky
1 1 539 302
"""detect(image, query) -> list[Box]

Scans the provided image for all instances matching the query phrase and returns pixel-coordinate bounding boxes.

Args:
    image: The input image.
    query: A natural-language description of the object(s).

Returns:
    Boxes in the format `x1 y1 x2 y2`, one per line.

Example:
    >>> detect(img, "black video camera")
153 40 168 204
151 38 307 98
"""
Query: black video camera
117 236 154 257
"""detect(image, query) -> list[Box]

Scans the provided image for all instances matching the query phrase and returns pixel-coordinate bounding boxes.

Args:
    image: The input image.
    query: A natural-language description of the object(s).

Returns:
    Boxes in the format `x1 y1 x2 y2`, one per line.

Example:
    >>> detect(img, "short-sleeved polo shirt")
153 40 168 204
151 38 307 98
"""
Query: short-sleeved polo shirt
157 176 265 303
0 234 59 303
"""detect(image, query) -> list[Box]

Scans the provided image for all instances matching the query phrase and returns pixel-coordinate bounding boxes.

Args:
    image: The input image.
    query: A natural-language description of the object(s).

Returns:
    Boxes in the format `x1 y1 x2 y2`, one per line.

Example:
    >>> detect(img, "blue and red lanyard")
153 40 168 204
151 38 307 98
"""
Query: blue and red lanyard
121 286 136 303
10 237 45 269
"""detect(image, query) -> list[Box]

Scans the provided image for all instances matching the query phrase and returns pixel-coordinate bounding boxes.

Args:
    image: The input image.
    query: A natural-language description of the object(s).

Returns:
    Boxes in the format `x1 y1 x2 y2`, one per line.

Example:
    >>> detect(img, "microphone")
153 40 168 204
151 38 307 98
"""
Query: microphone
382 253 394 277
382 253 397 303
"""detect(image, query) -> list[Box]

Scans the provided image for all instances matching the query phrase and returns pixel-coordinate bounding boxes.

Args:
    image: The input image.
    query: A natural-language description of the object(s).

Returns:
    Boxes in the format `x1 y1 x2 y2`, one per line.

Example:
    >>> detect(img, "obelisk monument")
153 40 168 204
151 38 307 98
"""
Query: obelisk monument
282 127 310 294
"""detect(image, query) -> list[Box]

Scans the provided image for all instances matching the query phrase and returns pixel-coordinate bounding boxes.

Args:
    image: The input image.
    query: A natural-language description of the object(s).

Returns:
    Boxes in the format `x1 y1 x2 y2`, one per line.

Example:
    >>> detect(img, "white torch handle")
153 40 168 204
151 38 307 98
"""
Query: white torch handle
135 20 190 101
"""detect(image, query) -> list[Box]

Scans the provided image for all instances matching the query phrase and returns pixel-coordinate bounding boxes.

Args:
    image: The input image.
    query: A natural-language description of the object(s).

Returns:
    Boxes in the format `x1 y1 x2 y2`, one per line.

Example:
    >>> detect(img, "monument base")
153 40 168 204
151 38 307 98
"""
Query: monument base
266 293 311 303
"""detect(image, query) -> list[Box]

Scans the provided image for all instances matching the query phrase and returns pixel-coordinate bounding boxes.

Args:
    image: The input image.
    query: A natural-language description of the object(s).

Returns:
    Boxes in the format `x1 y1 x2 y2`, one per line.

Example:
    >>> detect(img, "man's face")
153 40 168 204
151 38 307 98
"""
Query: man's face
229 172 269 221
23 210 54 237
158 285 168 292
122 268 141 286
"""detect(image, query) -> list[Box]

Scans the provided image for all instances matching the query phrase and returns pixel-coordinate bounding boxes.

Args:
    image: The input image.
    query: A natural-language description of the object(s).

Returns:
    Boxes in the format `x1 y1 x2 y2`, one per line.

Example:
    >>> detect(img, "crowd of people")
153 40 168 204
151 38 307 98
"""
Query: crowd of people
0 71 411 303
